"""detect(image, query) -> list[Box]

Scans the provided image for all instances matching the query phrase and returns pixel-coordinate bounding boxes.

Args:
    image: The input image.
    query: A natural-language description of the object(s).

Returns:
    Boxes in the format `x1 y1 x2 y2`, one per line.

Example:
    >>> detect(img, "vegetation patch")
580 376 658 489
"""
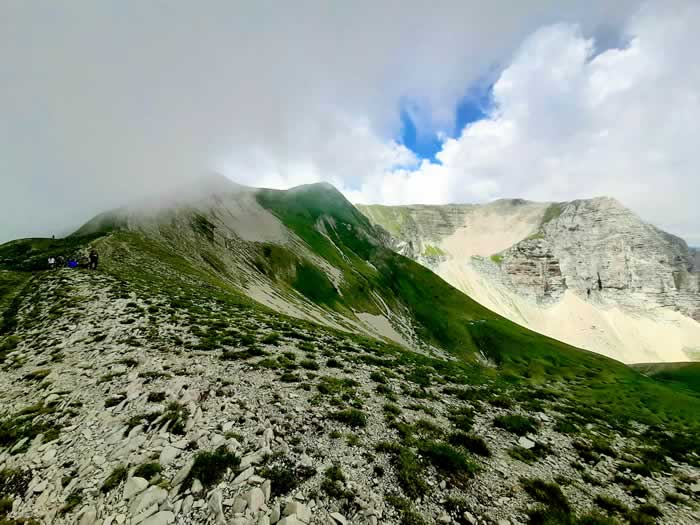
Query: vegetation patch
133 462 162 481
101 465 127 493
161 402 189 435
493 414 538 436
328 408 367 428
320 464 351 499
60 489 83 515
416 441 478 484
521 477 572 524
186 446 240 488
146 391 166 403
22 369 50 382
385 495 427 525
448 432 491 457
259 460 316 498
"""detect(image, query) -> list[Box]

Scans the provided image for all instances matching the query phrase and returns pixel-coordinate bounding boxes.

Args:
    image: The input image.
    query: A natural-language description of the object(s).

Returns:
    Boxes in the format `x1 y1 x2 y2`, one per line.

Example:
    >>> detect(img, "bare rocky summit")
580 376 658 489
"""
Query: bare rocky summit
359 198 700 363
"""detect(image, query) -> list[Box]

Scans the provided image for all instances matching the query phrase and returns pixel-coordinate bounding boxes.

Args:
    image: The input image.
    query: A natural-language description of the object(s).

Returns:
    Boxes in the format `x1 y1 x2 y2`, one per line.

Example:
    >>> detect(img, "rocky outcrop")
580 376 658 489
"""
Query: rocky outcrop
359 197 700 363
501 198 700 319
362 197 700 319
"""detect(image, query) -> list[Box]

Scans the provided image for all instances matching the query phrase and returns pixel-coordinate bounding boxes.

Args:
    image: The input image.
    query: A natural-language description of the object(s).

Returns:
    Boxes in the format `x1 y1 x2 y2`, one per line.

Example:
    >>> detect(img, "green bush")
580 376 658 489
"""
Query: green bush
300 359 319 370
261 332 281 345
259 460 316 498
101 465 127 493
370 371 387 384
133 462 162 481
320 464 350 499
594 494 628 515
22 369 51 381
328 408 367 428
448 432 491 457
493 414 537 436
383 403 401 416
162 402 189 435
146 391 166 403
385 495 427 525
508 442 551 464
105 394 126 408
60 490 83 515
521 477 571 517
396 448 429 499
417 441 478 483
221 347 266 360
187 446 240 488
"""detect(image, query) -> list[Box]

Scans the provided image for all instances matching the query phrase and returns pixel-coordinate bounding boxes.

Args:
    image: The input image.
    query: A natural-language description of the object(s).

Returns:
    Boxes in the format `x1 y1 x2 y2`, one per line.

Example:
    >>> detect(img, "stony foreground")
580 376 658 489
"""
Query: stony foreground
0 269 698 525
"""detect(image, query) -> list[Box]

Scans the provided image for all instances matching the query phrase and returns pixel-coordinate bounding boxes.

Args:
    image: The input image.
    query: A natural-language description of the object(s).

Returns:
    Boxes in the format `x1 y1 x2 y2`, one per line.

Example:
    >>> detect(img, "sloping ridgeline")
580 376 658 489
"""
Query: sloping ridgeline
0 180 698 524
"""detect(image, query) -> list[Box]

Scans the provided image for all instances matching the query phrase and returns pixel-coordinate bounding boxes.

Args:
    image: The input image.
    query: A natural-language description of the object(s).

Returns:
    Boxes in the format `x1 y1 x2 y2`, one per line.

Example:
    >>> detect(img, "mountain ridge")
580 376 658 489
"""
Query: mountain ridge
1 181 699 524
358 196 700 364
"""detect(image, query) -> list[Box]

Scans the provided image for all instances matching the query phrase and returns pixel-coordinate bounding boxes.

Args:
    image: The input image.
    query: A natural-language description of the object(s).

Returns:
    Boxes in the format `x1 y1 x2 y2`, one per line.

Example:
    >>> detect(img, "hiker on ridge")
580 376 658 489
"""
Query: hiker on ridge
89 249 99 270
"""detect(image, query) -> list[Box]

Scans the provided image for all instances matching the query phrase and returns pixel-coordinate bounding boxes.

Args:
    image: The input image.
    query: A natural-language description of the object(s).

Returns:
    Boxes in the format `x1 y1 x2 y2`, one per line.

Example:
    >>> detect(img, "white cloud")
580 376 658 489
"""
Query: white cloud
348 1 700 244
0 0 642 242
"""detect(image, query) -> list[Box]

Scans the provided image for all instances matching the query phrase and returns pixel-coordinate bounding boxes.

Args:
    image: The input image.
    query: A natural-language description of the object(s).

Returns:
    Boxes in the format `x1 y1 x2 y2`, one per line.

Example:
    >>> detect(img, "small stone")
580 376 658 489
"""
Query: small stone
44 393 61 405
439 480 446 490
140 511 175 525
518 436 535 449
130 486 168 517
463 511 477 525
232 496 247 513
79 506 98 525
232 466 254 485
691 482 700 494
191 478 203 494
262 479 271 502
437 513 451 523
132 505 159 525
172 459 193 486
329 512 347 525
32 480 47 493
278 517 302 525
246 487 265 513
159 446 180 466
93 454 106 466
182 495 194 514
270 502 281 523
208 489 224 524
116 514 126 525
41 448 57 464
124 477 149 500
284 501 310 523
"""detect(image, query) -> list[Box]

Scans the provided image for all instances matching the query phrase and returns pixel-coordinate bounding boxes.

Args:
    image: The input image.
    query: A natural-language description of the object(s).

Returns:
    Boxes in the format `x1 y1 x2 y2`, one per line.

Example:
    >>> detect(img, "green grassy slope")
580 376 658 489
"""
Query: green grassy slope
256 184 700 435
632 362 700 396
1 182 699 445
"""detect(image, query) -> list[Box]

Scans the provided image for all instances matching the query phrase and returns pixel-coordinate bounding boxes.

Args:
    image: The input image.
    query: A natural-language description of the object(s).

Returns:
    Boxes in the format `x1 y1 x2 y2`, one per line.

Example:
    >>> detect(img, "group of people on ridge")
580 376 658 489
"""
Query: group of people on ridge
48 249 99 270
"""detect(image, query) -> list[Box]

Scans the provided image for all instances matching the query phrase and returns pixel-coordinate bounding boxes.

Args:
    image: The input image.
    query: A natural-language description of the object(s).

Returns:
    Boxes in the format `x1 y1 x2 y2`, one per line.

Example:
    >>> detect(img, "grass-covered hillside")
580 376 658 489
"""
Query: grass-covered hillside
0 181 698 524
632 362 700 396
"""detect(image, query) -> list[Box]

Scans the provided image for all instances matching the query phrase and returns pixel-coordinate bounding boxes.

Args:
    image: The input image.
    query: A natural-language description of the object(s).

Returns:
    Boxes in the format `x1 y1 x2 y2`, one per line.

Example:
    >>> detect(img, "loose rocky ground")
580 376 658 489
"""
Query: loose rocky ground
0 269 698 525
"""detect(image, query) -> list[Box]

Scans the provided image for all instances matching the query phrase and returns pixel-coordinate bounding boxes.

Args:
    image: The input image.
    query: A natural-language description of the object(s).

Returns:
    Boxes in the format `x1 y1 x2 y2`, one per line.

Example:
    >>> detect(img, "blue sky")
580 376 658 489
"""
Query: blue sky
400 85 492 162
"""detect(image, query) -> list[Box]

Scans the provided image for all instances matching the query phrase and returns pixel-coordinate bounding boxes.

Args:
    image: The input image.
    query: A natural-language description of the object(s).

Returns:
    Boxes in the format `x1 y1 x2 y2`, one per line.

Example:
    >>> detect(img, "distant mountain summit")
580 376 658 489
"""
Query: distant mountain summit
359 197 700 363
2 181 700 524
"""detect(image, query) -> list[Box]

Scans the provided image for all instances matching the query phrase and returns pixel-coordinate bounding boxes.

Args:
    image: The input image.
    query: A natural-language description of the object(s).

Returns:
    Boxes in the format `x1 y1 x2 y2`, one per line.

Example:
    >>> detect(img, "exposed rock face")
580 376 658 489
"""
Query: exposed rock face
690 247 700 272
359 197 700 362
503 198 700 319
